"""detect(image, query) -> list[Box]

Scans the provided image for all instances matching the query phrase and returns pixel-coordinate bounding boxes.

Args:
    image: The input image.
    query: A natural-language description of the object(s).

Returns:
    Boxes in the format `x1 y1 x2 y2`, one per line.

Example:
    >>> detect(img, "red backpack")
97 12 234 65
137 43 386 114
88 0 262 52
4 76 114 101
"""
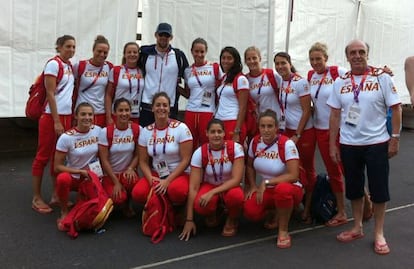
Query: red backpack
25 56 65 120
307 66 339 82
109 65 122 100
200 140 236 169
232 73 257 137
106 122 140 148
142 186 175 244
251 134 289 163
59 171 114 239
263 68 279 96
75 60 113 93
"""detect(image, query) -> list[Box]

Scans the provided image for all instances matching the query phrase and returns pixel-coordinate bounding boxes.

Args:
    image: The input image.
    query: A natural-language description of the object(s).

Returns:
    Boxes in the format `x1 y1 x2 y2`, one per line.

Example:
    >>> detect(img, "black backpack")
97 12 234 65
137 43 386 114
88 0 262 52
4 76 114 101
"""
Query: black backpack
311 173 337 223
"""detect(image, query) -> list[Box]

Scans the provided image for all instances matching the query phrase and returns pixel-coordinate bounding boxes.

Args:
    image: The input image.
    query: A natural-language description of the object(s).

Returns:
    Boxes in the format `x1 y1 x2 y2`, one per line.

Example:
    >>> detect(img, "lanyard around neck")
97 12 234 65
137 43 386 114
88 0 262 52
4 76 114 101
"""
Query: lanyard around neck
350 69 369 103
208 143 226 182
152 121 170 157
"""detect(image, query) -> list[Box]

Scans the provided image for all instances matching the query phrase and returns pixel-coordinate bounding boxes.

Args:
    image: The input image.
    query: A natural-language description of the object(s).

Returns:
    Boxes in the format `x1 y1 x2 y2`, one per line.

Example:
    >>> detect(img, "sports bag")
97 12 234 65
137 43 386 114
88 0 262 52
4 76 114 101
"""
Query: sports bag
25 56 65 120
311 173 337 223
142 185 175 243
59 171 114 239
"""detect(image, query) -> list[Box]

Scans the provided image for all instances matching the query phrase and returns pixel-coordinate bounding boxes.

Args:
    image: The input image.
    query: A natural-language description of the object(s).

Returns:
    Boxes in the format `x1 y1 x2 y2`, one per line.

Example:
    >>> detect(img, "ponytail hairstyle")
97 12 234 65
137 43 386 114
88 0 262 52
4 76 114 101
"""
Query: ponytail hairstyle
55 35 75 53
93 35 110 50
274 52 297 73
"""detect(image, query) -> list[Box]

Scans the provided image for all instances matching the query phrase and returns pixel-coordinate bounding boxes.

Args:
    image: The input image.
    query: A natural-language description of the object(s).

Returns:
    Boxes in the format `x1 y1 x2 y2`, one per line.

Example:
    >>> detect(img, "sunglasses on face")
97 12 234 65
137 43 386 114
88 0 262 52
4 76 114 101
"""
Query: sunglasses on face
158 33 171 38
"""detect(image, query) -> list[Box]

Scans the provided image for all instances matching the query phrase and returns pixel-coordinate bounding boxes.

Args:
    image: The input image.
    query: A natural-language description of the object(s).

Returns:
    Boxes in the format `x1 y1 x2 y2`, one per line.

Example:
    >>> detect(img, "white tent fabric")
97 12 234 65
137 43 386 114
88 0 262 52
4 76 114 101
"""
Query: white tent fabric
0 0 138 117
141 0 413 109
2 0 413 117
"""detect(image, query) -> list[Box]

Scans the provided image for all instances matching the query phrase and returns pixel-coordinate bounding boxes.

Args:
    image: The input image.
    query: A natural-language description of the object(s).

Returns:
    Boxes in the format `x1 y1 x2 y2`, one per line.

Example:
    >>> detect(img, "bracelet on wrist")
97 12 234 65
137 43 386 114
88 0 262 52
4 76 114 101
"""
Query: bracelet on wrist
186 219 194 222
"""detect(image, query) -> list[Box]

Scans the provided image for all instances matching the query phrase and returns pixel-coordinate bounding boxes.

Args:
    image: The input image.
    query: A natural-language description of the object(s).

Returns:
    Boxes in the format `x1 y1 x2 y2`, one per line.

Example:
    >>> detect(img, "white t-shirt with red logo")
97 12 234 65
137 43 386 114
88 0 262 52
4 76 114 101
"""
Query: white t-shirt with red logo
99 125 139 173
279 75 313 130
44 58 74 115
248 137 299 181
309 67 347 129
74 60 112 114
109 65 144 118
56 125 102 178
247 69 283 116
327 68 401 145
184 63 219 113
215 74 249 121
191 141 244 186
139 120 193 173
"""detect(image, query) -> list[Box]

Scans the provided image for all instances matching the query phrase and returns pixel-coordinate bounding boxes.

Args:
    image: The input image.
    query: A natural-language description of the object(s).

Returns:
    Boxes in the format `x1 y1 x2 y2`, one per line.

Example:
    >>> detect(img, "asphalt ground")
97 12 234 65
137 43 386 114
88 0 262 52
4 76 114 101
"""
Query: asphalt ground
1 128 413 269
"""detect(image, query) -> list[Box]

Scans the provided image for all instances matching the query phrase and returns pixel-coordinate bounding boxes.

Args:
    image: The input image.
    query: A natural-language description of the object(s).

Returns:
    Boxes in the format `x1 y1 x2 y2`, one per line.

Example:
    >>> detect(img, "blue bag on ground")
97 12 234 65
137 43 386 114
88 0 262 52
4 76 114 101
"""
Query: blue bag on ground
311 173 337 223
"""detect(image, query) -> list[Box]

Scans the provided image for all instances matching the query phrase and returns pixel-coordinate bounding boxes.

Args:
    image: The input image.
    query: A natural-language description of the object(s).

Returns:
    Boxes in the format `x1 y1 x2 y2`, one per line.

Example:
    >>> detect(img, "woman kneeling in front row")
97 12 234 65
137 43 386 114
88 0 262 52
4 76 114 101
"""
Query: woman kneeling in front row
244 109 303 249
179 118 245 241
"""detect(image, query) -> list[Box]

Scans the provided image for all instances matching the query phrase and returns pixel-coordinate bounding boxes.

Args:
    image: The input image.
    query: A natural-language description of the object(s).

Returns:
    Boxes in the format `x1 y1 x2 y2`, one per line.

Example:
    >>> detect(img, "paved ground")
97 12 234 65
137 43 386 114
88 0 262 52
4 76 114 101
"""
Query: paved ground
1 122 413 269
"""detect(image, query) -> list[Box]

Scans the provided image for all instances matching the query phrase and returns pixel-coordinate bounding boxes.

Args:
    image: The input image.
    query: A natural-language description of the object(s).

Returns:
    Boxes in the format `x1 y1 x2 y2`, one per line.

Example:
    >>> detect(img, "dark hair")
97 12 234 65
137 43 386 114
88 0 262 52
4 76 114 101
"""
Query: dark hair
191 38 208 51
258 109 278 125
220 46 243 84
274 52 297 73
113 97 131 112
122 42 140 65
152 91 171 107
93 35 110 50
75 102 94 115
55 35 75 53
207 118 225 131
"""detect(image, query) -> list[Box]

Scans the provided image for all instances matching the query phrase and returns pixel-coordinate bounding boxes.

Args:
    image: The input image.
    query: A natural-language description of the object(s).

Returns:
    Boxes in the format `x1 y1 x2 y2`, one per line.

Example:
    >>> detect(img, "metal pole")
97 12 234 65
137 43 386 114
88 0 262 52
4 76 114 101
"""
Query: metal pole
285 0 294 53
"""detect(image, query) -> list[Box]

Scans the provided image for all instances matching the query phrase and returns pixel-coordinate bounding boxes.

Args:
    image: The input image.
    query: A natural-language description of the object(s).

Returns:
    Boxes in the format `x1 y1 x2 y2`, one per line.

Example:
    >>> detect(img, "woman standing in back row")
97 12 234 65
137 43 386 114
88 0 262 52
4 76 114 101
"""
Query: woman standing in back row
105 42 144 126
182 38 219 150
31 35 76 214
215 46 249 145
307 42 348 226
274 52 316 224
74 35 113 127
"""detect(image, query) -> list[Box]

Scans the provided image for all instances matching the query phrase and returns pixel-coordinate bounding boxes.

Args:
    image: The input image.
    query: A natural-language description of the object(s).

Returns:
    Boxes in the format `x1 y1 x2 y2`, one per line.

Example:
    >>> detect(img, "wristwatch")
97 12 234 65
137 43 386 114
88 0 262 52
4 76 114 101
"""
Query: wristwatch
234 128 241 134
295 133 301 139
264 179 270 186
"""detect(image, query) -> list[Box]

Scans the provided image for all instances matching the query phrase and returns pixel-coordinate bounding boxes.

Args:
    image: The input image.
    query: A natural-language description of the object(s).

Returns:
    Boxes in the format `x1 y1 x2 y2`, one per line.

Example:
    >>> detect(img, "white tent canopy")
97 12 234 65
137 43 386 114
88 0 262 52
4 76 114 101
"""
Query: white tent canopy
1 0 412 117
0 0 138 117
140 0 413 108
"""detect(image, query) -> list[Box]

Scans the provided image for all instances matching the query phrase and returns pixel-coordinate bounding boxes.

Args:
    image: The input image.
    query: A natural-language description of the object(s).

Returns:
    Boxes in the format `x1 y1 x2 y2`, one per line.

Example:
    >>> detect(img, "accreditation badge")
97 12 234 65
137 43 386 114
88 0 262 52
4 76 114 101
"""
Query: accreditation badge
345 103 361 127
88 158 104 178
155 159 170 179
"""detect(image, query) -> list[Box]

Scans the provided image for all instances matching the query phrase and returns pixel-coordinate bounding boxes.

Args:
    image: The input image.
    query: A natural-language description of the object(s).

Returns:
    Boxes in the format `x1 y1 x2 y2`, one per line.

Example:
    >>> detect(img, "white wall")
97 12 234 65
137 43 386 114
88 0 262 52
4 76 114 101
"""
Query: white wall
0 0 138 117
2 0 412 117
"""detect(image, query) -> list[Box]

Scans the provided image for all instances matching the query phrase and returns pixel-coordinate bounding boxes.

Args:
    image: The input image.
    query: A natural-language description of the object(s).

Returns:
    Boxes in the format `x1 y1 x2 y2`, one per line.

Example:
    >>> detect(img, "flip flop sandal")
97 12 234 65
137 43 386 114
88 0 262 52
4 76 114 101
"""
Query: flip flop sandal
374 241 390 255
336 230 364 243
32 202 53 214
277 236 292 249
325 218 348 227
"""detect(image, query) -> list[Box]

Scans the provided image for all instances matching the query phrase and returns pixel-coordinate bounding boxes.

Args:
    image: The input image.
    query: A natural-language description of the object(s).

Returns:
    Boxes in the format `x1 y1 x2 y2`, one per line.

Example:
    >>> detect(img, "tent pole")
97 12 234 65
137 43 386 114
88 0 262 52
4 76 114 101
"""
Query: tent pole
285 0 294 53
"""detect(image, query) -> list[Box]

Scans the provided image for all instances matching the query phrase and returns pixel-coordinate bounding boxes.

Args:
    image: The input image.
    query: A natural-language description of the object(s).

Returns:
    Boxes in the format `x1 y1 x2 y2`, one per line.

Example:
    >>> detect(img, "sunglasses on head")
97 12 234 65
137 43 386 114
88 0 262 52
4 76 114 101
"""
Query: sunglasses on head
158 33 171 38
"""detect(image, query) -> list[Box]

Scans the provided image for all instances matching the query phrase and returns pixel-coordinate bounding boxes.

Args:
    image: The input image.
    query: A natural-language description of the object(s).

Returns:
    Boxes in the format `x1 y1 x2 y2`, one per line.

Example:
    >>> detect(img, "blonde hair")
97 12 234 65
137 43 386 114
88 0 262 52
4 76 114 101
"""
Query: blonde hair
244 46 262 62
309 42 329 59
